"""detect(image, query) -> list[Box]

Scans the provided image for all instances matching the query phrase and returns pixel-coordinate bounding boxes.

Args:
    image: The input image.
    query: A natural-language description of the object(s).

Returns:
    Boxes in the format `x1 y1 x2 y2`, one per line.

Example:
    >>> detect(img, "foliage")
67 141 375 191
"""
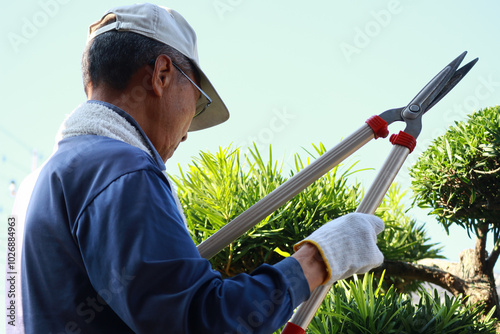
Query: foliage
410 106 500 235
376 185 442 263
171 142 495 332
302 272 497 334
375 185 443 292
171 143 360 276
171 143 441 277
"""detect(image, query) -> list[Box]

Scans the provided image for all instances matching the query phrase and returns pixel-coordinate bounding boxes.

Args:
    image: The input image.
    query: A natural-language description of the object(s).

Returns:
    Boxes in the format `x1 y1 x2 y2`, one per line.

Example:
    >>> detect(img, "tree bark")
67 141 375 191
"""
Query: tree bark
374 249 500 319
372 259 467 296
487 239 500 273
476 223 489 275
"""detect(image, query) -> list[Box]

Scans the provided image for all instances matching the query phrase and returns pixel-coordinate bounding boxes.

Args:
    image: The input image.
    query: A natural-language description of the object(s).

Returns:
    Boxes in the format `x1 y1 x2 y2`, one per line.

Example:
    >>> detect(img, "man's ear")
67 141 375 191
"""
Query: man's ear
151 54 175 97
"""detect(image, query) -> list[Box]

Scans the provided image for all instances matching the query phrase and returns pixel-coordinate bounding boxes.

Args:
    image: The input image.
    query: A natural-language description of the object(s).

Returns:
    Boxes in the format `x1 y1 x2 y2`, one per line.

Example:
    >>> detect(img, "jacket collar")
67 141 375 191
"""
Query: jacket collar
65 100 166 171
89 100 166 170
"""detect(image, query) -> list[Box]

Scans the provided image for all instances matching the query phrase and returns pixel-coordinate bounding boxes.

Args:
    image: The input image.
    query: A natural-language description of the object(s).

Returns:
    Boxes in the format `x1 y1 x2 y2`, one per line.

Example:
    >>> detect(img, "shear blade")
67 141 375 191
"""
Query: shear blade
426 57 479 111
401 51 478 121
421 52 467 110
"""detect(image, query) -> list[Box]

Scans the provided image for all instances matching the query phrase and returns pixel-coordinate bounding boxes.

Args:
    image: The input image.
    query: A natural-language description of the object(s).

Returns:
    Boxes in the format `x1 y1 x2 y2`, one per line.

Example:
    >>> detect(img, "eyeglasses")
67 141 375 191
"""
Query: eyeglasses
149 59 212 118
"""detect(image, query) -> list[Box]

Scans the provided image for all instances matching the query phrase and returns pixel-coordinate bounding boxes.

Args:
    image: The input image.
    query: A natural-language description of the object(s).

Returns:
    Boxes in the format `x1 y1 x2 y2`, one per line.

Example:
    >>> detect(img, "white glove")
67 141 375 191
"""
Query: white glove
294 213 384 285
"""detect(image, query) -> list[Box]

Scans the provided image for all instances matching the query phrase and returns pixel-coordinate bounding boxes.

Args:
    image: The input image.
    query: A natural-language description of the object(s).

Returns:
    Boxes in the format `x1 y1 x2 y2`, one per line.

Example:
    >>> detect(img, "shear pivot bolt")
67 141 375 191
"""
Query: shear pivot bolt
409 104 420 112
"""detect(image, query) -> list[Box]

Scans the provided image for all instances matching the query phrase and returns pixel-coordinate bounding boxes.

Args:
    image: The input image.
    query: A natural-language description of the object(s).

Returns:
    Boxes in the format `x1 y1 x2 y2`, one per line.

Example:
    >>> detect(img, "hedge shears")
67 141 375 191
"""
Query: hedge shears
196 51 478 333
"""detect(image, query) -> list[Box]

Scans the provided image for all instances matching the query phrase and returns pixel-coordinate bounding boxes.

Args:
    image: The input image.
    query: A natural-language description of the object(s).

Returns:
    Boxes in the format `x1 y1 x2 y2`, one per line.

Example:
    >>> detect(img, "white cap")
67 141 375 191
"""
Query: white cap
87 3 229 131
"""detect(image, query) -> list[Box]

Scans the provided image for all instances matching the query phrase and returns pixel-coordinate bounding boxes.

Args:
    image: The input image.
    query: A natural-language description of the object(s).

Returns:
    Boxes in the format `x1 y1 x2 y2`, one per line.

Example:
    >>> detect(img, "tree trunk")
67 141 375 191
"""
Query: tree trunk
374 248 500 319
455 248 499 317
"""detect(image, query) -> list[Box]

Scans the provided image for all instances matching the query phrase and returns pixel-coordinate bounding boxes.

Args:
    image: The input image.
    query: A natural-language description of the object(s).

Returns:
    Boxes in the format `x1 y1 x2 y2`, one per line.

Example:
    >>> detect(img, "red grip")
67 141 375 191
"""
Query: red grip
365 115 389 139
281 322 306 334
389 131 417 153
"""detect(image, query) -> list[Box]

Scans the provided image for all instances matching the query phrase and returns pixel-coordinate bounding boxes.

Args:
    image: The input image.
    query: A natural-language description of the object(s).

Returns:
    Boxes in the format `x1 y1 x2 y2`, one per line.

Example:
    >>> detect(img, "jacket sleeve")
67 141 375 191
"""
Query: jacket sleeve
74 169 310 333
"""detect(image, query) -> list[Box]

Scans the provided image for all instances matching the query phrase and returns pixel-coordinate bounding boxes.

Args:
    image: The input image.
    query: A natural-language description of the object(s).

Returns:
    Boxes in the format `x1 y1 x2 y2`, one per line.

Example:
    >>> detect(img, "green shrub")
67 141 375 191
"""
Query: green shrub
305 273 497 334
171 143 441 280
171 142 495 332
171 143 361 276
376 185 442 263
410 106 500 234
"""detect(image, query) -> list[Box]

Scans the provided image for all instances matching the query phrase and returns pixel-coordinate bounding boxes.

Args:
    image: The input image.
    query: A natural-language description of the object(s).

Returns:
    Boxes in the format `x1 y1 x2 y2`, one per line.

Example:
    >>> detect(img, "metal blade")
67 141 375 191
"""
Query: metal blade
400 52 477 138
401 52 467 121
426 57 479 112
418 51 468 112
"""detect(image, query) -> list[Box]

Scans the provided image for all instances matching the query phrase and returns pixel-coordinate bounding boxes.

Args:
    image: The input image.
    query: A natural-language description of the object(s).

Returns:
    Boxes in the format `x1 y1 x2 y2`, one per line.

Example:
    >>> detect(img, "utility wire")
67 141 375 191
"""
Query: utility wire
0 151 32 174
0 122 46 173
0 124 36 154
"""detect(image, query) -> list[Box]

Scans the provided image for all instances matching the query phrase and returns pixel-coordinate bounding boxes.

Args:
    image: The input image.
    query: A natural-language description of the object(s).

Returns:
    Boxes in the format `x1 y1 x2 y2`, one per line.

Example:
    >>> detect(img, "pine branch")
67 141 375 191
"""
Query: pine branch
472 166 500 175
372 259 467 296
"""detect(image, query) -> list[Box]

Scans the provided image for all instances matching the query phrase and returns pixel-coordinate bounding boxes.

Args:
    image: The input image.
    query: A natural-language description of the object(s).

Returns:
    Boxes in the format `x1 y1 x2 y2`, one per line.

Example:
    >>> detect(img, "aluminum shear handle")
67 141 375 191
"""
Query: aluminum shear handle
197 51 477 261
281 51 478 334
193 52 477 334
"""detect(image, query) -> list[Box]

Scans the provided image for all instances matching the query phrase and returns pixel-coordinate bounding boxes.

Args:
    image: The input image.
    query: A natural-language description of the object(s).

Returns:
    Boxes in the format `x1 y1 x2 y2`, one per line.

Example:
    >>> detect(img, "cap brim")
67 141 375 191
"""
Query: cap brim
188 64 229 132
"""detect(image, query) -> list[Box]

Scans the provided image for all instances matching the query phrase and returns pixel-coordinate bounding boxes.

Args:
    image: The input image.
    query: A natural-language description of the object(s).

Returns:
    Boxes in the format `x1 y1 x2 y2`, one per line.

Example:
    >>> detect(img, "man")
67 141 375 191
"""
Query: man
10 3 384 333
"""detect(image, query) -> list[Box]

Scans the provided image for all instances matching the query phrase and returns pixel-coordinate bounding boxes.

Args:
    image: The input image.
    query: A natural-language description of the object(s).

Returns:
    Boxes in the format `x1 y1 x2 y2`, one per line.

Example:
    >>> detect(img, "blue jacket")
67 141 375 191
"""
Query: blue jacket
21 102 310 333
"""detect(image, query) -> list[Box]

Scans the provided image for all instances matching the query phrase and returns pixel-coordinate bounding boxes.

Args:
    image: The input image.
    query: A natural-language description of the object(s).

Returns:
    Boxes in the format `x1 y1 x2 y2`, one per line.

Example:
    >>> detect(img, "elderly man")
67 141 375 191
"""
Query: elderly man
11 3 384 333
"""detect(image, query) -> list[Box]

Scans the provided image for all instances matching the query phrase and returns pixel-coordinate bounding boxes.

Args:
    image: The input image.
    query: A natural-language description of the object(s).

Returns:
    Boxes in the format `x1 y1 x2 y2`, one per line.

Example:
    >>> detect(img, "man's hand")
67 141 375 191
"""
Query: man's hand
293 213 384 288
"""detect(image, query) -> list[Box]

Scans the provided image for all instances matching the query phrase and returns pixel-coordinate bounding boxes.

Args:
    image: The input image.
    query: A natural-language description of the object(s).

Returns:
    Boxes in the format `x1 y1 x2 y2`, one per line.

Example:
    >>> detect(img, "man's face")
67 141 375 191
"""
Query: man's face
158 67 200 160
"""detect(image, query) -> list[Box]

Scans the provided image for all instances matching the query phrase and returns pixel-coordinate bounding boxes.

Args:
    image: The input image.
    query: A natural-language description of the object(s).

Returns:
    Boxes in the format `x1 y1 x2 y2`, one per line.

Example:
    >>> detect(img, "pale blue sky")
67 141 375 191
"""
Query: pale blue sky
0 1 499 325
